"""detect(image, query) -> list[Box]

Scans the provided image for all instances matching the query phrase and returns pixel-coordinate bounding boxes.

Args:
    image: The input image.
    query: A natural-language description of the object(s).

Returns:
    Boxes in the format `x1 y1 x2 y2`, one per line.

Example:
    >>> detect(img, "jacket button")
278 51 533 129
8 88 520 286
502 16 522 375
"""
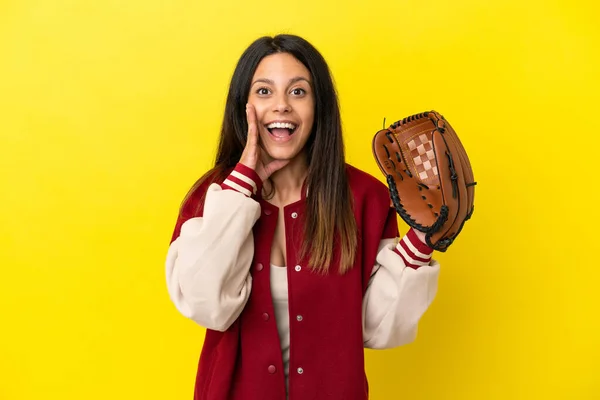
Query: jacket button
262 312 270 321
297 367 304 374
268 365 276 374
296 315 303 322
264 209 272 216
294 265 301 272
256 263 264 272
291 212 298 218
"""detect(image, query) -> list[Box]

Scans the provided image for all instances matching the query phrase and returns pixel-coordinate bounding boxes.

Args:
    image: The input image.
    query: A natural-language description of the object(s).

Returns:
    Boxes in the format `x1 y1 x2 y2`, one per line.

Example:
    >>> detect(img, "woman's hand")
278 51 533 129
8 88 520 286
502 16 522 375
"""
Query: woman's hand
413 229 428 246
239 104 290 182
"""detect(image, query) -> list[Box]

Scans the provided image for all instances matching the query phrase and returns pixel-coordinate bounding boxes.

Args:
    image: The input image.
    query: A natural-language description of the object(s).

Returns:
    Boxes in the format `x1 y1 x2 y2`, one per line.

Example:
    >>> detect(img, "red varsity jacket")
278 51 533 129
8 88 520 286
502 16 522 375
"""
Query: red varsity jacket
167 163 439 400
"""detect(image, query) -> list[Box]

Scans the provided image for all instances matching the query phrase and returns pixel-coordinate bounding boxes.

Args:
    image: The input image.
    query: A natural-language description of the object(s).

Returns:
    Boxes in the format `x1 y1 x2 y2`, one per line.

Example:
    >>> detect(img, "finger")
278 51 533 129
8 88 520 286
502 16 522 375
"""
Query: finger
246 103 259 149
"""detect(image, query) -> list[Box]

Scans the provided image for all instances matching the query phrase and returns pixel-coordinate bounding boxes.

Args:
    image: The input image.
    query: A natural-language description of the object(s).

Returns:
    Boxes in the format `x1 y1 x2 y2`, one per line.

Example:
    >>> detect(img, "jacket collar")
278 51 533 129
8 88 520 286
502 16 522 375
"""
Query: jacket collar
257 176 308 209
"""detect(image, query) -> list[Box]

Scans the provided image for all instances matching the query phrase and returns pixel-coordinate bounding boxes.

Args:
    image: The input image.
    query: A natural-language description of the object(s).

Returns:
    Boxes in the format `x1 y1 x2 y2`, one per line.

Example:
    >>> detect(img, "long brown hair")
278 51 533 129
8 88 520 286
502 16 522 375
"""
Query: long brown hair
182 34 357 274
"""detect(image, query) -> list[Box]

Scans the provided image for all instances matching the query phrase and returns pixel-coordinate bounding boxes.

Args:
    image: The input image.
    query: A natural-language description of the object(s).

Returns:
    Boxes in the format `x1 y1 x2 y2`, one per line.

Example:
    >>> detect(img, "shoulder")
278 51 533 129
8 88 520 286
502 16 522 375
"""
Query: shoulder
345 163 390 207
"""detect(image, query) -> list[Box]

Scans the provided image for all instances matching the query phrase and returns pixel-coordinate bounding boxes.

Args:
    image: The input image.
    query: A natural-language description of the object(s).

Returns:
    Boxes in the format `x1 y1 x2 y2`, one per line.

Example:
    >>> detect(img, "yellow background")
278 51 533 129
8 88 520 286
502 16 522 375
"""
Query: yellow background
1 0 598 399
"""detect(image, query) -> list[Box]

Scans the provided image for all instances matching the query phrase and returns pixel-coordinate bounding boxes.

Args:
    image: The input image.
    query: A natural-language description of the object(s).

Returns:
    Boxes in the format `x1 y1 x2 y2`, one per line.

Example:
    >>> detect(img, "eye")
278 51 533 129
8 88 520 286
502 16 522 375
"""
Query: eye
291 88 306 96
256 87 271 95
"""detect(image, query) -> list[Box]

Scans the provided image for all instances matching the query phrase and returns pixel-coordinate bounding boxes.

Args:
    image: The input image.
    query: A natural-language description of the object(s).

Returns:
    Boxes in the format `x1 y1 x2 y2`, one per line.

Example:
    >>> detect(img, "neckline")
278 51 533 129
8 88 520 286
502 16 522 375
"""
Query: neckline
257 177 309 210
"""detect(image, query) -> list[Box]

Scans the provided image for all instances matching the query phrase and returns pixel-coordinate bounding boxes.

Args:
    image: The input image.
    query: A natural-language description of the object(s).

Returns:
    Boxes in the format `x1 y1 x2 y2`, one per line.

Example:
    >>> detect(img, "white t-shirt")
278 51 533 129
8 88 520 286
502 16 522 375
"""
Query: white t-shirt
269 264 290 395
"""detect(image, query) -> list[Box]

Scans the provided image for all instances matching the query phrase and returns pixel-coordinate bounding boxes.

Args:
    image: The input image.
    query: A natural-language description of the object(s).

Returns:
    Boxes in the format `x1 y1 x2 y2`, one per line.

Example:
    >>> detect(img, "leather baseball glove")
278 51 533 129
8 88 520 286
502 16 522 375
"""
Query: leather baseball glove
372 111 476 251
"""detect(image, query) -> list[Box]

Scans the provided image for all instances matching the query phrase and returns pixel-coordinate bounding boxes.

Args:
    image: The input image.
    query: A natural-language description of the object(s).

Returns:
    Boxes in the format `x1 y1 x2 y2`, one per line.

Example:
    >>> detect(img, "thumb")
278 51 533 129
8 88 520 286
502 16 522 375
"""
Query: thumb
263 159 291 178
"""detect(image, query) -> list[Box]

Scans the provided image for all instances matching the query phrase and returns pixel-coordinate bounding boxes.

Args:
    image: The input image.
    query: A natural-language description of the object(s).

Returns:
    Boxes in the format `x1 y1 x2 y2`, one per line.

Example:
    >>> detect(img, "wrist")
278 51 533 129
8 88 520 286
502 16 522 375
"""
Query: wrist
393 228 433 269
412 229 427 245
406 228 434 254
221 163 263 197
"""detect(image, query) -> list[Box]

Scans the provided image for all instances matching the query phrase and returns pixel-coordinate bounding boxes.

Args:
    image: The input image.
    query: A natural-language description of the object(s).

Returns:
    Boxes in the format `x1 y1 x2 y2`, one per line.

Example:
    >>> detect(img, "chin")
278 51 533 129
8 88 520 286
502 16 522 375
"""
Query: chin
265 151 295 161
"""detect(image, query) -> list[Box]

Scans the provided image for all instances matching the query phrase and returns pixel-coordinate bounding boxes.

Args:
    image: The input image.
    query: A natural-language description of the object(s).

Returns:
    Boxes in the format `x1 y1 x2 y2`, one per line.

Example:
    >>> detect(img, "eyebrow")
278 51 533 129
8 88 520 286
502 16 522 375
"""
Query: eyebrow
251 76 311 87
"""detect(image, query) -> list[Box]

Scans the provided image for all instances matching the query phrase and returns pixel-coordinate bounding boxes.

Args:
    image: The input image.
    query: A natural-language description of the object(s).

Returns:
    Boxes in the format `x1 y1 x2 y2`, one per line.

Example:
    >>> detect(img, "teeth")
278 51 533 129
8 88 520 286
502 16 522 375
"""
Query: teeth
267 122 296 130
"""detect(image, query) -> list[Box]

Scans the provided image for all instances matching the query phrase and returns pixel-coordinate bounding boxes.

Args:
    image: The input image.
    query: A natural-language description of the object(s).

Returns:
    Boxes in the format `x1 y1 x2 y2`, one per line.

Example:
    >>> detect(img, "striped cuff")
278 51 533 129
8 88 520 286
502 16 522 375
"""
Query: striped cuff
221 163 262 198
393 228 433 269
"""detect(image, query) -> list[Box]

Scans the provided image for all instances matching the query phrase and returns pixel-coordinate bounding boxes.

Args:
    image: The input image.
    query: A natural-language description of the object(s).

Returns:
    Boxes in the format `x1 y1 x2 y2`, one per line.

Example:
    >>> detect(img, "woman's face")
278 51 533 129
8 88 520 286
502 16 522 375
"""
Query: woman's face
247 52 315 163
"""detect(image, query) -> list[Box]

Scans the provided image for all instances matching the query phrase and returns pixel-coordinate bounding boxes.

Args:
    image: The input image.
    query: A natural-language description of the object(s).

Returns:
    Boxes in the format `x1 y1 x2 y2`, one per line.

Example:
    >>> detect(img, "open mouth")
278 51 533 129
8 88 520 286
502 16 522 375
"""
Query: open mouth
265 122 298 138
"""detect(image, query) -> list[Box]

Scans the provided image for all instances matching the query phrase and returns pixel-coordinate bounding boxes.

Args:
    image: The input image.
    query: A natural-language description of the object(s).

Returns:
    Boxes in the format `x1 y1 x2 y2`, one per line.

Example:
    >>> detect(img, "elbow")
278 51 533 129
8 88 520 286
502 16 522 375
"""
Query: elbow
187 304 241 332
364 320 419 350
165 247 252 332
166 272 247 332
173 286 249 332
393 323 419 347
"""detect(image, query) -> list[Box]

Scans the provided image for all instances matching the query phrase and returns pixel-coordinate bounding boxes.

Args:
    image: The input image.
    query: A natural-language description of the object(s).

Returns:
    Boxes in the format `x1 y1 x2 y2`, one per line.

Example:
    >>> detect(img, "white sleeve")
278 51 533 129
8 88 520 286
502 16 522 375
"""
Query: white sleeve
362 238 440 349
165 183 261 332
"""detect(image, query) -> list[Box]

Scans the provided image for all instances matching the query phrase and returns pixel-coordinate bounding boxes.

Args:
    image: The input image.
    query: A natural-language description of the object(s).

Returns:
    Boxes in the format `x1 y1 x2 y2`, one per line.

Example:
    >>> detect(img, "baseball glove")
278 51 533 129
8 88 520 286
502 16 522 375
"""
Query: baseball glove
372 111 476 251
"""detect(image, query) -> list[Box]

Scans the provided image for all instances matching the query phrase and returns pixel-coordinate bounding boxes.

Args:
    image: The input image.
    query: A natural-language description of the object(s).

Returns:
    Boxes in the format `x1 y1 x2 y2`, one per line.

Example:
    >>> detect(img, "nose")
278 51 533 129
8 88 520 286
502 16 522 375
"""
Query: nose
272 93 292 113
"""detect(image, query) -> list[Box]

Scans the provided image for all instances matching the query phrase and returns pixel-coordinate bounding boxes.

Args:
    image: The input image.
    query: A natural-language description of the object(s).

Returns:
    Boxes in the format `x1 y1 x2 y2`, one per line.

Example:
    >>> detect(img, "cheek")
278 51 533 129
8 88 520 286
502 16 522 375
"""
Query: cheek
300 105 315 127
303 113 315 132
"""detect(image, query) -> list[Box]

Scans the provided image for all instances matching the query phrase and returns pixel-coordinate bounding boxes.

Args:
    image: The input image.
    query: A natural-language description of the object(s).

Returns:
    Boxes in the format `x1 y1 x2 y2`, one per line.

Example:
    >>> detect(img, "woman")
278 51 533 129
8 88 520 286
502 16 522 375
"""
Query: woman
166 34 440 400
